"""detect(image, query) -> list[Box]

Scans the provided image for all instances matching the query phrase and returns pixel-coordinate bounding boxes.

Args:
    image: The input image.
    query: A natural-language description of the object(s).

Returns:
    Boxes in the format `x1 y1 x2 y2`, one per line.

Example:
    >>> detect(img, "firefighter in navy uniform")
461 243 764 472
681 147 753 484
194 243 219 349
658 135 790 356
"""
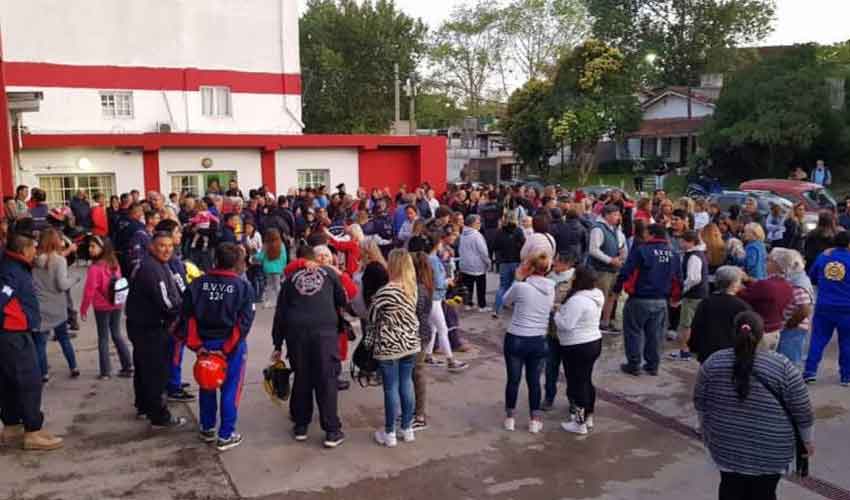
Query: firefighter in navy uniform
0 231 64 450
183 243 256 451
271 246 348 449
126 231 187 429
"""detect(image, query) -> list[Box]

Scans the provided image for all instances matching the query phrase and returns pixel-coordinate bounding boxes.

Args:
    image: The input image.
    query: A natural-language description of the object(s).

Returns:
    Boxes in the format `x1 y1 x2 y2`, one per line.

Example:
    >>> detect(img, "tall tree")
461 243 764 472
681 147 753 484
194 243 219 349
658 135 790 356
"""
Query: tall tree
500 0 590 82
585 0 777 86
300 0 427 133
548 40 642 184
702 45 850 176
503 79 557 175
428 0 505 114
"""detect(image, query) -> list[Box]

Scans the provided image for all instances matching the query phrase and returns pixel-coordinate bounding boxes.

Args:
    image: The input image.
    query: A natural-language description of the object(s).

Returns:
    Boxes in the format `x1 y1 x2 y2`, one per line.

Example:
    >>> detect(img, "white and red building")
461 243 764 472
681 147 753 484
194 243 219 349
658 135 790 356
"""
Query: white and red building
0 0 445 203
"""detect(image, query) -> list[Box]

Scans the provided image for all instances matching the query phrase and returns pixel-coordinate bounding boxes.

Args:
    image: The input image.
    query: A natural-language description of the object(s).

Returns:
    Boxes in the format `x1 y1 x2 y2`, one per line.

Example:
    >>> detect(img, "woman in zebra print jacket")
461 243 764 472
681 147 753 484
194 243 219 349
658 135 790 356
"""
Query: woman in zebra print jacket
365 249 421 448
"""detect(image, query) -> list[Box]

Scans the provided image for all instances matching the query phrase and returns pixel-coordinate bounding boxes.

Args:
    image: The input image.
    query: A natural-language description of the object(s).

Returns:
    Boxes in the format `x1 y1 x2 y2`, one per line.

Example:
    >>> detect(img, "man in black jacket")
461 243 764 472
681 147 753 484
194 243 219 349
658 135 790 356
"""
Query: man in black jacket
126 231 186 429
550 208 588 264
271 246 348 448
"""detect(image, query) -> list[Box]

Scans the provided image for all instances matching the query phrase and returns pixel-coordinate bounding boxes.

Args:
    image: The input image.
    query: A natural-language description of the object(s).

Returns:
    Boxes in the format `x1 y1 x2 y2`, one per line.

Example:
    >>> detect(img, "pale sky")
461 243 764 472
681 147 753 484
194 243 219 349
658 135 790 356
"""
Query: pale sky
298 0 850 46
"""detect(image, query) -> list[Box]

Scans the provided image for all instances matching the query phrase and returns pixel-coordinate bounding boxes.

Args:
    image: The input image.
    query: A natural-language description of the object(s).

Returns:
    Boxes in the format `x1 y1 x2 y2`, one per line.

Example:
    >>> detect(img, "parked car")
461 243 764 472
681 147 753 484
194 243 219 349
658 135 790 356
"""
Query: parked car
740 179 837 232
709 190 793 219
580 185 633 201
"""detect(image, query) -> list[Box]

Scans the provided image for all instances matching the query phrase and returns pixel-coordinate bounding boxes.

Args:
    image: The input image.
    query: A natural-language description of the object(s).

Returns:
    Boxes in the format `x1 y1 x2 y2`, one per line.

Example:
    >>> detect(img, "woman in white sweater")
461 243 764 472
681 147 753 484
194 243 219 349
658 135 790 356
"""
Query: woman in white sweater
554 265 604 435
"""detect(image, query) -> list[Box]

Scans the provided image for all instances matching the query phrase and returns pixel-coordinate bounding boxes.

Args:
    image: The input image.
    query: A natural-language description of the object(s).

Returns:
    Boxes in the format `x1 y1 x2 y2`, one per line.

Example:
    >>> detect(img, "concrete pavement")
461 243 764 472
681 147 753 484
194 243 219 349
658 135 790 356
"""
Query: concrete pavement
1 271 848 500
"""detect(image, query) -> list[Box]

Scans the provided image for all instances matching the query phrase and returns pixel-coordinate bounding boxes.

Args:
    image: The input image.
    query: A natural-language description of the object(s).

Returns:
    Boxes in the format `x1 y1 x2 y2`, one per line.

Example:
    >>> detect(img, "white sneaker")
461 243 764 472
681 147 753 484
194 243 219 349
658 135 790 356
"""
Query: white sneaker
398 428 415 443
561 420 588 435
585 415 594 431
464 305 474 312
503 417 516 432
528 419 543 434
666 330 679 341
374 429 397 447
478 306 493 313
263 300 274 309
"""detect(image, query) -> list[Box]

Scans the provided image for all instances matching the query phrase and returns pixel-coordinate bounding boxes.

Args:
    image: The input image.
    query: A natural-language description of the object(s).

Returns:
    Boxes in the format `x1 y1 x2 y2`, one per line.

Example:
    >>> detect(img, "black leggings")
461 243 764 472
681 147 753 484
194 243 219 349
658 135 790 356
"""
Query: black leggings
560 339 602 414
461 273 487 308
719 472 780 500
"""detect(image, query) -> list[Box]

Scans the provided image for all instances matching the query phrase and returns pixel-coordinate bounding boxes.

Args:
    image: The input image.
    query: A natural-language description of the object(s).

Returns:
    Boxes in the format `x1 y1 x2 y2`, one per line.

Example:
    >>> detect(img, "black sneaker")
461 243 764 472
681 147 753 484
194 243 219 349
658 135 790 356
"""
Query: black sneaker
620 364 640 377
803 375 817 385
70 369 81 378
118 369 134 378
168 390 196 403
323 431 345 448
216 433 243 451
411 419 428 432
181 382 191 389
151 416 188 430
643 365 659 376
199 429 217 443
337 379 350 391
541 400 554 412
293 426 308 441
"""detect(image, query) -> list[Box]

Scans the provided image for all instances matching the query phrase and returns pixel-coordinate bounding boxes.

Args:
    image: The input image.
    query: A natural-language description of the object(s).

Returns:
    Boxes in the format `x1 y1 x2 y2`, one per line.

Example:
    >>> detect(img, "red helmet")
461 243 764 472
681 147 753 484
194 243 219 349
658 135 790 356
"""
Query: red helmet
194 352 228 391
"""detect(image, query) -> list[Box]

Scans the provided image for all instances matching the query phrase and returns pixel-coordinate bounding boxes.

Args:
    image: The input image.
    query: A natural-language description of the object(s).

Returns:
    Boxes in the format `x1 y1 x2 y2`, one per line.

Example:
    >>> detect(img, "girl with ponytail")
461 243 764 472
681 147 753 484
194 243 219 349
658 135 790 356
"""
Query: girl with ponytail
695 310 815 499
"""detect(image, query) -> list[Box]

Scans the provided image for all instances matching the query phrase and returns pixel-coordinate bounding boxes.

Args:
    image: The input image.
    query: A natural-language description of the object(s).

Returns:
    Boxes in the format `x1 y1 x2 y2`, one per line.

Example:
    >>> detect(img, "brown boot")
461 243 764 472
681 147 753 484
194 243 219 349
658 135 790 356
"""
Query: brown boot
1 425 24 446
23 430 64 451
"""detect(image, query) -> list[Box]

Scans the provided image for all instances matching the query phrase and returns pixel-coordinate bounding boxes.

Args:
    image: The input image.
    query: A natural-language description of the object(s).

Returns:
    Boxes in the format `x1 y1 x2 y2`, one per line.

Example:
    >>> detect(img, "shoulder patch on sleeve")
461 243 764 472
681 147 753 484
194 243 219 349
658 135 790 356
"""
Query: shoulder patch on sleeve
2 285 14 296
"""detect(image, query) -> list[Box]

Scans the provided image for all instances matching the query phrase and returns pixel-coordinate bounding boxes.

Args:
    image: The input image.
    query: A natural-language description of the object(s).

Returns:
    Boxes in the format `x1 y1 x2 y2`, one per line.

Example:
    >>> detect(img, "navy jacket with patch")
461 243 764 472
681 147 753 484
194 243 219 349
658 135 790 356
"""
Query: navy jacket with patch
614 237 683 301
272 266 347 349
0 252 40 333
183 270 255 353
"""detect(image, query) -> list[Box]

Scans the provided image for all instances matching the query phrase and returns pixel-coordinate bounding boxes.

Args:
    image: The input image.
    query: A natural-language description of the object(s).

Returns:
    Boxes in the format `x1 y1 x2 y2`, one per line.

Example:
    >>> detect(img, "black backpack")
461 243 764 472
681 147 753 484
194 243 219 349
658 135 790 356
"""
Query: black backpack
351 324 379 387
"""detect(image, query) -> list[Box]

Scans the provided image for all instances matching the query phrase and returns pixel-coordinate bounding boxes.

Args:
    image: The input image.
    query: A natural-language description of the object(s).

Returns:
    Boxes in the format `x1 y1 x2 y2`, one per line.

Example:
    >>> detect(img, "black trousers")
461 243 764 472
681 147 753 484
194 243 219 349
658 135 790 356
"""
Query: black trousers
0 333 44 432
287 332 341 433
560 339 602 414
719 472 780 500
461 273 487 308
127 324 172 425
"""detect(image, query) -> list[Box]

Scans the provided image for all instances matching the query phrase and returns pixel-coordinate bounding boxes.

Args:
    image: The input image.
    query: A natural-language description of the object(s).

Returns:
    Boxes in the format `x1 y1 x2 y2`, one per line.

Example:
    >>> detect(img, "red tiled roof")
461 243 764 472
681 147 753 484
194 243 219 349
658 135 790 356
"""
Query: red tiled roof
626 117 706 138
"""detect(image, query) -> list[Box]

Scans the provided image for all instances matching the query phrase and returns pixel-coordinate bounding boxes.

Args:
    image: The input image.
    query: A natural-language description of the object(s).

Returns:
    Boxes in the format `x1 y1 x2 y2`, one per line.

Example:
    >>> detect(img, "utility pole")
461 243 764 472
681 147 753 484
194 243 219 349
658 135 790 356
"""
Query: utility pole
407 75 416 136
394 63 401 129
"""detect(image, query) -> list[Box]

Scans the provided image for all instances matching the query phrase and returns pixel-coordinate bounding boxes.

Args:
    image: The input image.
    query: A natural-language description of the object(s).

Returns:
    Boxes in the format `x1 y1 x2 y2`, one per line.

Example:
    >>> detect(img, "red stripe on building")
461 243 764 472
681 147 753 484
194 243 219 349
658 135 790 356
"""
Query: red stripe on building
3 62 302 95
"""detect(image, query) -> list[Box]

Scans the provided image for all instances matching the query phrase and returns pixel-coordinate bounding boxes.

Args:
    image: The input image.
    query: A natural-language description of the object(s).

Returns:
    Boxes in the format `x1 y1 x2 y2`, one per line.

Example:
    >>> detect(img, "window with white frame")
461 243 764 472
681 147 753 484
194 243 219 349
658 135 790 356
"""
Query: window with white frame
100 91 134 118
201 86 232 117
297 169 330 189
38 174 116 208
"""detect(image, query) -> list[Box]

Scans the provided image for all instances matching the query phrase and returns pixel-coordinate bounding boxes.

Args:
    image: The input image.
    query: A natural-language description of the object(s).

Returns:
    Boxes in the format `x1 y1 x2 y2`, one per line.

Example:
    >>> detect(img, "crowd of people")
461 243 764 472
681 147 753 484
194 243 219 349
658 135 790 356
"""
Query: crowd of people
1 177 849 499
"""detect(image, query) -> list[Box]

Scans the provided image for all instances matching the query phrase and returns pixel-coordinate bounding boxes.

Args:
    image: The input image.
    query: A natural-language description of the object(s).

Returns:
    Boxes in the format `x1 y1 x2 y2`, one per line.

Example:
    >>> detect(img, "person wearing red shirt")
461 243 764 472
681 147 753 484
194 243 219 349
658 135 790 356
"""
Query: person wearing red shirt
737 254 794 350
90 192 109 237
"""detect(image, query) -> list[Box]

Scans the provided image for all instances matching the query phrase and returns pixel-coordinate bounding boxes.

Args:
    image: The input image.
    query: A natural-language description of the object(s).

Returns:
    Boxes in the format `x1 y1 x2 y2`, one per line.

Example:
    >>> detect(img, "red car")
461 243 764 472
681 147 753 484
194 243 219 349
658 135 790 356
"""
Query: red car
740 179 838 231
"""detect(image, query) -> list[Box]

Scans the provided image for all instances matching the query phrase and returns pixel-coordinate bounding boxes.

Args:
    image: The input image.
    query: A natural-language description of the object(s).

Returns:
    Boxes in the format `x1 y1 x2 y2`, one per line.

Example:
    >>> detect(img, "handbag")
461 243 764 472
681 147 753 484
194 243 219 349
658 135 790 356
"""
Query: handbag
752 371 809 477
351 320 380 387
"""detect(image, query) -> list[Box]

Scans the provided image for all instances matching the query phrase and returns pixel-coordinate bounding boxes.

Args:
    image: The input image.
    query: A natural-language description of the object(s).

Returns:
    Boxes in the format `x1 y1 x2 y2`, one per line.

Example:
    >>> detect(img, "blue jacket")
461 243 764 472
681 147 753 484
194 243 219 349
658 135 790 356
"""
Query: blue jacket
743 240 767 280
810 248 850 312
0 252 40 333
392 204 408 235
614 237 683 301
184 270 255 353
220 226 241 245
128 228 151 274
363 215 394 241
429 253 448 302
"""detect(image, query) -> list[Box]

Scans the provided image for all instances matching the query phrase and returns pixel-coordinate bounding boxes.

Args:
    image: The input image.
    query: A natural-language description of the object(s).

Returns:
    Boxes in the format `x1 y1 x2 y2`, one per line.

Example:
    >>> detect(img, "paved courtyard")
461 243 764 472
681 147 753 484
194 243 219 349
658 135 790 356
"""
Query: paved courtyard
1 273 849 500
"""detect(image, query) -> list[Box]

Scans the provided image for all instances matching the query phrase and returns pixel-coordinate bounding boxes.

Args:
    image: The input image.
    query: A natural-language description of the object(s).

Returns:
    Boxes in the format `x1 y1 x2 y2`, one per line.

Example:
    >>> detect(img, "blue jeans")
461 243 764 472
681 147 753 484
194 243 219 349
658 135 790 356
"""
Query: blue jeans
503 333 548 417
777 328 807 369
494 263 519 313
804 308 850 382
94 309 132 376
379 355 416 433
623 298 668 372
33 322 77 376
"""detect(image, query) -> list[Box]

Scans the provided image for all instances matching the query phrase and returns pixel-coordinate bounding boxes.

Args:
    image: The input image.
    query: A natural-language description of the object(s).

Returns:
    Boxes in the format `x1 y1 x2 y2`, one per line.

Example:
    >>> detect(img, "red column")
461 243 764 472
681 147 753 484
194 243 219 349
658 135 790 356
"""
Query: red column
0 28 15 196
417 136 447 195
261 147 277 194
142 148 160 193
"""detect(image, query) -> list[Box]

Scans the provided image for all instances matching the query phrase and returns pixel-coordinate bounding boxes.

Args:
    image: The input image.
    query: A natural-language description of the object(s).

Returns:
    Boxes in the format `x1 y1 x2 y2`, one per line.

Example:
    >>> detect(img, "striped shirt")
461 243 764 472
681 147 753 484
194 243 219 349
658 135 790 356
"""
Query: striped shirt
694 349 814 475
783 285 813 332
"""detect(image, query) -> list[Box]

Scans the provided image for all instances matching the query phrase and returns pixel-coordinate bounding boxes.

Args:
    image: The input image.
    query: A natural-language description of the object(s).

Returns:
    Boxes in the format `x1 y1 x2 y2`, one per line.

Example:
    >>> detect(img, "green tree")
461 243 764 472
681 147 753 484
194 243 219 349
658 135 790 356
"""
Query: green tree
428 0 505 114
500 0 590 82
414 92 466 130
503 79 557 175
549 40 642 184
300 0 427 133
702 45 850 176
585 0 777 86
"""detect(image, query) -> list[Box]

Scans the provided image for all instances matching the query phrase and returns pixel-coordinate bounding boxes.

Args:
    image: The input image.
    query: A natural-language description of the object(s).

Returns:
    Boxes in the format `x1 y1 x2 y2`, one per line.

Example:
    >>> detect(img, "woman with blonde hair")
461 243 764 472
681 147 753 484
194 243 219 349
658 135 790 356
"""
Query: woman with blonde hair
365 249 421 447
501 252 555 434
701 223 727 273
32 228 81 381
737 223 767 280
325 223 364 276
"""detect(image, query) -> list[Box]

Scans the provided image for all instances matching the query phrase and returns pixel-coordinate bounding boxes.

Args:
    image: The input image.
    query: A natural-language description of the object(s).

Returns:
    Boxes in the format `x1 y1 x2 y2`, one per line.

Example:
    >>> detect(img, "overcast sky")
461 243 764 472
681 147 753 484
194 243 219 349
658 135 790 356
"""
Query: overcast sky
298 0 849 46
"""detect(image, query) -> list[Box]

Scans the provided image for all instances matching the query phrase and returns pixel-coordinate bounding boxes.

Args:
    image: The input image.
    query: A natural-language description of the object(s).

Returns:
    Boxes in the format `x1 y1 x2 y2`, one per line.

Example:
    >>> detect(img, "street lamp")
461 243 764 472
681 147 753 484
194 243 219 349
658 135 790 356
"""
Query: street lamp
645 52 657 65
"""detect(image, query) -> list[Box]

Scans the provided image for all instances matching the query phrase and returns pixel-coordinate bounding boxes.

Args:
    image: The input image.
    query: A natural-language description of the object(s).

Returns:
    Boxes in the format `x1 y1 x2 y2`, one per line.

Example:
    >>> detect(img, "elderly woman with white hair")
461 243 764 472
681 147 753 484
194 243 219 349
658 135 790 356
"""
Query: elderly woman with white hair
687 266 752 363
771 248 814 368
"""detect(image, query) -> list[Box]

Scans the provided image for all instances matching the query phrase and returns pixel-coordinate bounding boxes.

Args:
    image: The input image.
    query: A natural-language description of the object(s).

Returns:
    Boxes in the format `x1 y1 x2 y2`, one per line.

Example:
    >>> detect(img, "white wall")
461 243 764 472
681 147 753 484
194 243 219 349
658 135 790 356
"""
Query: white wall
17 148 145 196
1 0 300 74
644 95 714 120
158 149 263 195
276 149 359 194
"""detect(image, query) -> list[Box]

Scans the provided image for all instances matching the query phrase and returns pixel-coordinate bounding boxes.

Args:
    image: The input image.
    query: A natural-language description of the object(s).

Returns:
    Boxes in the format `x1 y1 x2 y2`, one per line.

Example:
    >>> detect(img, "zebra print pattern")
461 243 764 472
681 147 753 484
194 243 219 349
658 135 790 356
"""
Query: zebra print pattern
365 284 421 361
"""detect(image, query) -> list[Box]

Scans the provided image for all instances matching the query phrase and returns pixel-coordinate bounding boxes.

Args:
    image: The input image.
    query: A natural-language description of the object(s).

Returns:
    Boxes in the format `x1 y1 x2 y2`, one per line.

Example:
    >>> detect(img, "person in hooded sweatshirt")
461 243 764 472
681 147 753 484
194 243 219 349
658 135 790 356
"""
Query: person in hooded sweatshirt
554 265 604 435
501 253 555 435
